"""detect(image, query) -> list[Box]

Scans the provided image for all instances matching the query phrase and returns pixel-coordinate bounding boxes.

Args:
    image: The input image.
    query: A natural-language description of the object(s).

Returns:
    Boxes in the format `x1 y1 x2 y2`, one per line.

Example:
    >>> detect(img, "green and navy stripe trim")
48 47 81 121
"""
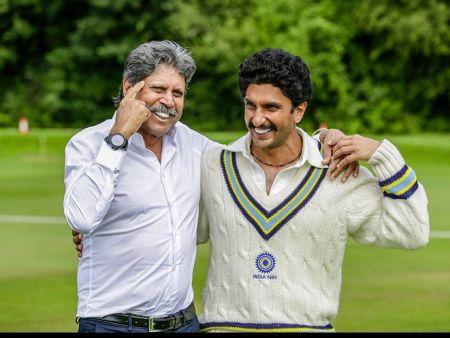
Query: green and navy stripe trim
379 165 418 199
220 149 327 241
200 321 333 332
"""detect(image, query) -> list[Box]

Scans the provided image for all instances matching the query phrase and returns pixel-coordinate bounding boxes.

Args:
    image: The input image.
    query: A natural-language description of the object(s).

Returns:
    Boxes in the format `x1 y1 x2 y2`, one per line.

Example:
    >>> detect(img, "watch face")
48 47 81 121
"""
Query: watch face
111 134 125 147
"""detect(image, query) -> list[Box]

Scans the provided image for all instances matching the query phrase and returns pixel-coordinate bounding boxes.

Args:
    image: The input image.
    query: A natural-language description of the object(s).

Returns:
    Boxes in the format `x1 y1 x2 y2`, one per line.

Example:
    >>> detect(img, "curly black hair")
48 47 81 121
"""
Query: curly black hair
238 48 313 107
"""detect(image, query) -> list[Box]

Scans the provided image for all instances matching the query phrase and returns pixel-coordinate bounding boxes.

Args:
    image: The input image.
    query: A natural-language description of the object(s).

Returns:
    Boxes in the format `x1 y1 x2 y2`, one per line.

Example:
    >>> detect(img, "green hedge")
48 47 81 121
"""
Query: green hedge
0 0 448 133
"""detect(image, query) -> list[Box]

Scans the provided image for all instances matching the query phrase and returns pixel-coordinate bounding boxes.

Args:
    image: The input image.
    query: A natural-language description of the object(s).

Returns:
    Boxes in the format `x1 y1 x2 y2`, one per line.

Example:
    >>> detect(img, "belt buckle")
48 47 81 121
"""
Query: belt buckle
148 314 184 332
148 317 156 331
148 317 172 332
174 316 183 329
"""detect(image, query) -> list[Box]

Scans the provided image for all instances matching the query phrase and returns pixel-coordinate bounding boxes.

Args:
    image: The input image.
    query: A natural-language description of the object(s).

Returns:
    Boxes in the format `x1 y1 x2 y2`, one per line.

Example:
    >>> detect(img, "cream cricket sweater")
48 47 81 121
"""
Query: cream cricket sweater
197 130 429 332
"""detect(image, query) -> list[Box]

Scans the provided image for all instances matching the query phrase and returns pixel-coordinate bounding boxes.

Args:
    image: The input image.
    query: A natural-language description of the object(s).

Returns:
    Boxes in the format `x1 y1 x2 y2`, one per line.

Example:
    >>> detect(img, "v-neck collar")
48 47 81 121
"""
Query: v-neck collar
220 149 327 241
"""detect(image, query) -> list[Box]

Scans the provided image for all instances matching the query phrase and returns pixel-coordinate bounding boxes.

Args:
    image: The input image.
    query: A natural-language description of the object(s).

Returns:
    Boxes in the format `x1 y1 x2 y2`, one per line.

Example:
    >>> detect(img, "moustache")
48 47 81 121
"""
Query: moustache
147 104 177 117
247 122 277 131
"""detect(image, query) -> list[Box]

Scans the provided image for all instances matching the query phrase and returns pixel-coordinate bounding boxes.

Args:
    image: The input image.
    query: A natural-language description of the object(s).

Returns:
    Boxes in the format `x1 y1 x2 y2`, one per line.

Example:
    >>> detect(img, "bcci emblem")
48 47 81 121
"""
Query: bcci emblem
255 252 276 274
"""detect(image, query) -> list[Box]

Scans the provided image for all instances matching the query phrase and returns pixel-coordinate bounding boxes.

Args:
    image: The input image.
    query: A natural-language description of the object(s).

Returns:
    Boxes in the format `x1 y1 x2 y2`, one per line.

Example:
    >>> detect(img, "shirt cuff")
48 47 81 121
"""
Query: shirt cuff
368 139 406 181
95 141 127 172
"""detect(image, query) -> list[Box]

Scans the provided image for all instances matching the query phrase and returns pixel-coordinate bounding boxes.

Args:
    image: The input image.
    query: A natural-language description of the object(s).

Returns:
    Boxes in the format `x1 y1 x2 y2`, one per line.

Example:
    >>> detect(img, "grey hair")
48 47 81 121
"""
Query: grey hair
112 40 196 106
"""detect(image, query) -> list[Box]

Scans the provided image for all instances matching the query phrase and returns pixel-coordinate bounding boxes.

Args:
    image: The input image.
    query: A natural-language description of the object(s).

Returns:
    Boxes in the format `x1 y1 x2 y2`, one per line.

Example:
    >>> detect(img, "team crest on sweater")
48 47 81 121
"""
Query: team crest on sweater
256 252 276 273
254 252 277 280
220 149 327 241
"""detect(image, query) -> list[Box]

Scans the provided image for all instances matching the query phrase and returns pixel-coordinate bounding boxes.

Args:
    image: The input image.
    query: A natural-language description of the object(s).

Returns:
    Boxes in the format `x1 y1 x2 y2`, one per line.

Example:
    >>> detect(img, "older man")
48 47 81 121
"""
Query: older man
64 41 217 333
197 48 429 332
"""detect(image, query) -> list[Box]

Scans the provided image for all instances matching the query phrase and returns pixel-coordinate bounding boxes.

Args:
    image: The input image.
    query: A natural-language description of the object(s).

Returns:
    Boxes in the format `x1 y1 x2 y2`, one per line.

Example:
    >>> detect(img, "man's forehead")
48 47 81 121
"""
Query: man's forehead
144 65 186 88
245 84 290 103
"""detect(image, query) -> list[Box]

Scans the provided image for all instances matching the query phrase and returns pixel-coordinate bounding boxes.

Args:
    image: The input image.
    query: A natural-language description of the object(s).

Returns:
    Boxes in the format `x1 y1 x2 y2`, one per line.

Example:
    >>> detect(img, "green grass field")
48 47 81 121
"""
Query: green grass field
0 128 449 332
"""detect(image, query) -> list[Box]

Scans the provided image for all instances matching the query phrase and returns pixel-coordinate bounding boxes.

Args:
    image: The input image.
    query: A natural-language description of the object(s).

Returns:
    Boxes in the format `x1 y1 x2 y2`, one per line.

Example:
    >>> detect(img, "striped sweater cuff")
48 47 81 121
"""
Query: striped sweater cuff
368 139 418 199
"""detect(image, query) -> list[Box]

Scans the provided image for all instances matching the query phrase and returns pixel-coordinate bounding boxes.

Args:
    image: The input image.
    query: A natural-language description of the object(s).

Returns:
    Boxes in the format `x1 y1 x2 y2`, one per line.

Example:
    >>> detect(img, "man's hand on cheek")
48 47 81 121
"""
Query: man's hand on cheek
111 81 152 139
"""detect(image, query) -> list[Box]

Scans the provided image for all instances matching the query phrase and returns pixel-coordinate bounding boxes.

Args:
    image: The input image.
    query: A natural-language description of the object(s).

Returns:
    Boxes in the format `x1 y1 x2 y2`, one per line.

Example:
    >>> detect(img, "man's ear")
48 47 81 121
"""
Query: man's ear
294 102 307 124
122 78 132 96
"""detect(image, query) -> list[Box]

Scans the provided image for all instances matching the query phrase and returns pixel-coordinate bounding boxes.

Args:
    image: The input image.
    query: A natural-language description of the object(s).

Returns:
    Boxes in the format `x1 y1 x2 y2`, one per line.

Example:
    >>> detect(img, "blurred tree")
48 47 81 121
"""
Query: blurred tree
0 0 170 127
1 0 88 126
340 0 450 133
166 0 449 133
166 0 353 132
0 0 448 133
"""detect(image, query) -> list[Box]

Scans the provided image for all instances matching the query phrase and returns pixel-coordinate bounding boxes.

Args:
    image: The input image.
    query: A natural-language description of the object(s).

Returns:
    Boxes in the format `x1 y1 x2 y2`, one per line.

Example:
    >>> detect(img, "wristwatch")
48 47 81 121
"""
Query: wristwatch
104 133 128 151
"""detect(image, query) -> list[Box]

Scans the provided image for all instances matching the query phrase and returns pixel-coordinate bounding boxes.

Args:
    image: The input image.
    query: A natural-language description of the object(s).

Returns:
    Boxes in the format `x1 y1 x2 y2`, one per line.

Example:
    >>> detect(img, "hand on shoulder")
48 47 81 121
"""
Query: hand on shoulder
330 134 381 177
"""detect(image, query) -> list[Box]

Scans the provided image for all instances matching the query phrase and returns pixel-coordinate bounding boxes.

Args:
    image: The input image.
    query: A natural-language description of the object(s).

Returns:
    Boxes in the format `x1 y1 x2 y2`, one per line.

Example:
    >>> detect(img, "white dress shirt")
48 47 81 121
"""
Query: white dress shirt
63 116 217 318
226 128 325 195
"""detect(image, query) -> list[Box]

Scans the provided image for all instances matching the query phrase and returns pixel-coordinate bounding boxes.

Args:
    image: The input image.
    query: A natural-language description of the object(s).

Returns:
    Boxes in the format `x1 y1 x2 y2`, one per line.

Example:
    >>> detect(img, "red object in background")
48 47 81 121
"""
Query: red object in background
19 117 29 134
319 121 328 129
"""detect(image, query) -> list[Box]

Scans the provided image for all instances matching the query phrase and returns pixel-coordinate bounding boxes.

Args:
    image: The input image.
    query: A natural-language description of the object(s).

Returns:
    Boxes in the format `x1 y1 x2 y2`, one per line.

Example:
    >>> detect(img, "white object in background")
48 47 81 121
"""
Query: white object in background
19 117 29 134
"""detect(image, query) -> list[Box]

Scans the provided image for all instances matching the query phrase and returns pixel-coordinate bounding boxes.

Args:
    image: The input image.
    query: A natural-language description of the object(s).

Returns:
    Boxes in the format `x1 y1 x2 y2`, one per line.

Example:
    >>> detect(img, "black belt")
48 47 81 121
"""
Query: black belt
91 302 196 331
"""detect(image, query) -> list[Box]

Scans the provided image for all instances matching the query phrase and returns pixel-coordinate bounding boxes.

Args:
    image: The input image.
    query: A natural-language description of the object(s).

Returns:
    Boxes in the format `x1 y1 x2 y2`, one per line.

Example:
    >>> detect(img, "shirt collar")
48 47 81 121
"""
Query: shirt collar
225 127 327 169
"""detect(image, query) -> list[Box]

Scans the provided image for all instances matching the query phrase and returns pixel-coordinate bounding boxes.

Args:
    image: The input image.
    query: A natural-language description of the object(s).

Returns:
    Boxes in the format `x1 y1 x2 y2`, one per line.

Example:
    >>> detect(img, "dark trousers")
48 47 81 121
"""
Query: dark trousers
78 315 200 333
